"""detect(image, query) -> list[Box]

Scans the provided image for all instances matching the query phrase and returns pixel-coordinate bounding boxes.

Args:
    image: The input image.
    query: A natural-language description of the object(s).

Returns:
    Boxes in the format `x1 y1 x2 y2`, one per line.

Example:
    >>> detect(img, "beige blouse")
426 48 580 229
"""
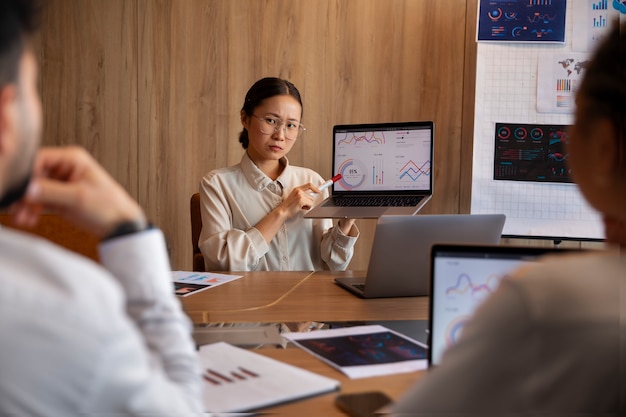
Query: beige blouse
198 152 358 271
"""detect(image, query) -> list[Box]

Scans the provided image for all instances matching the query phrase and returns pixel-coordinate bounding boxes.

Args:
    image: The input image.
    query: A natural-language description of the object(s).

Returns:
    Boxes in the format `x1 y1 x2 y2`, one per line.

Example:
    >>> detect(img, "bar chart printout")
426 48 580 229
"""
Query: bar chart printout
571 0 622 52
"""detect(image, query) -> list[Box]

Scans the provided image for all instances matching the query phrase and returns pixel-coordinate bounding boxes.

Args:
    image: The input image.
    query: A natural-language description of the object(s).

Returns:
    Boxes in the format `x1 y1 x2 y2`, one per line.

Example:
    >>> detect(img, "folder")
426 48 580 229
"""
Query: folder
199 342 340 413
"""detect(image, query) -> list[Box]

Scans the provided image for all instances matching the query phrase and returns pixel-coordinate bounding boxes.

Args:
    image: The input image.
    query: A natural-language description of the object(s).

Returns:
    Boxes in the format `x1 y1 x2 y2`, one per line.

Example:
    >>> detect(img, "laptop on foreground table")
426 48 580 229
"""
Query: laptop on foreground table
305 121 434 219
428 243 578 367
334 214 506 298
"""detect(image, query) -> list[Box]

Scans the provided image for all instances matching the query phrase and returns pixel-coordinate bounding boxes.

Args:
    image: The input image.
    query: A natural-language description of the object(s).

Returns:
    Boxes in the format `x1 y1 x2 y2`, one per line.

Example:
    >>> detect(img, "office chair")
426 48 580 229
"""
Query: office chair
190 193 206 272
188 193 285 347
0 212 100 262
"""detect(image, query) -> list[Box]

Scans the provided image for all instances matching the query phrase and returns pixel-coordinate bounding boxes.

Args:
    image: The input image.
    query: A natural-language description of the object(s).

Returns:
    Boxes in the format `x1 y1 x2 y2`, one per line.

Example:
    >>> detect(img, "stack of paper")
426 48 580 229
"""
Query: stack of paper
199 342 340 413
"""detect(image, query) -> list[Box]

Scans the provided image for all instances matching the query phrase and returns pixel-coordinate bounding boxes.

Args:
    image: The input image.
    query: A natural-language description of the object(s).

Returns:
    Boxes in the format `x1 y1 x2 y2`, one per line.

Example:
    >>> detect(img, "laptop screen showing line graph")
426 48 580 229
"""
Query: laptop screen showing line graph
428 244 569 367
331 121 433 195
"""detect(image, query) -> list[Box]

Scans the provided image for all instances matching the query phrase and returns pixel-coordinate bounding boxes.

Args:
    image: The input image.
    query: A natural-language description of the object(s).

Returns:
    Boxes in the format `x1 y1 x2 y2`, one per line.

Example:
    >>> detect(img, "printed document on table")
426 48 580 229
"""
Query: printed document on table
199 342 340 413
172 271 243 297
283 324 428 379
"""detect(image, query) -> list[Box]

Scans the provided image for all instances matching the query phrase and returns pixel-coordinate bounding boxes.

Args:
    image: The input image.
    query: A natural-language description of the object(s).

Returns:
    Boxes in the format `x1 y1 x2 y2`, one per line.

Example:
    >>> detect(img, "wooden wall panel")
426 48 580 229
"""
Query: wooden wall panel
137 0 235 264
38 0 138 195
461 0 479 213
37 0 475 270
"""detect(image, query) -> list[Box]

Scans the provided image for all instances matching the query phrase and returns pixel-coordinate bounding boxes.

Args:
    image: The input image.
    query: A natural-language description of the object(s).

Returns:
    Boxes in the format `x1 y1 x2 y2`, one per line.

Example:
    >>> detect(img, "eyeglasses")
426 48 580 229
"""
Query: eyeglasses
252 115 306 140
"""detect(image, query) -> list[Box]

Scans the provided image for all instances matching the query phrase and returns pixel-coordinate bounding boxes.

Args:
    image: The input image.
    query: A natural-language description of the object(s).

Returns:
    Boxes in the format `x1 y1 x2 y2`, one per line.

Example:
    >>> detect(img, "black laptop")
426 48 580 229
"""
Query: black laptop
305 121 434 218
427 243 578 367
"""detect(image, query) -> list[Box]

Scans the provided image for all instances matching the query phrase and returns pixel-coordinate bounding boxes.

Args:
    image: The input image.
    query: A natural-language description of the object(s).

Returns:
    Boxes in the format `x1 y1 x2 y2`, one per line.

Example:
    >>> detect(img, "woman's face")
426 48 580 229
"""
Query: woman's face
242 94 303 164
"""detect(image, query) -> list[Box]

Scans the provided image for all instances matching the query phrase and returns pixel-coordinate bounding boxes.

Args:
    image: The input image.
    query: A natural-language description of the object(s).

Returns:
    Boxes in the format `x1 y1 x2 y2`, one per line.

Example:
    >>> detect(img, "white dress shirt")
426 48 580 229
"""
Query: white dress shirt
199 152 358 271
0 227 203 416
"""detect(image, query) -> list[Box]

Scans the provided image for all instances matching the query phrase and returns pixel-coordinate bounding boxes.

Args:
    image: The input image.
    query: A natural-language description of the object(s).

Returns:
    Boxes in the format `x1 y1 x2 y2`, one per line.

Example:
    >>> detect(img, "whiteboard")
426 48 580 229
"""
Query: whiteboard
469 0 619 241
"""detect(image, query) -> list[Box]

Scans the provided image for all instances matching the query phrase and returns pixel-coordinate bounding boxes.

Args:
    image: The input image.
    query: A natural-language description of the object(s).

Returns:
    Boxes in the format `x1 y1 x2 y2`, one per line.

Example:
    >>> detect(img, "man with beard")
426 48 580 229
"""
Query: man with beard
0 1 202 415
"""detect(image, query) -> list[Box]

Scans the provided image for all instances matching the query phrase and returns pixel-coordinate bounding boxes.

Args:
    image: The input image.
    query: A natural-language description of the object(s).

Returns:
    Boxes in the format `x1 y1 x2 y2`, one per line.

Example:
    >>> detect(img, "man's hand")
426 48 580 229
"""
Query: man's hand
11 146 146 238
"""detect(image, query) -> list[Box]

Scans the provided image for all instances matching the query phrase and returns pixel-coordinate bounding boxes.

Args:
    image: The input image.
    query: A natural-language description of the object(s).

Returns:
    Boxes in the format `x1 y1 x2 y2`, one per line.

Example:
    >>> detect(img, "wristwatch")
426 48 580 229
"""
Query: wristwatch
103 219 153 241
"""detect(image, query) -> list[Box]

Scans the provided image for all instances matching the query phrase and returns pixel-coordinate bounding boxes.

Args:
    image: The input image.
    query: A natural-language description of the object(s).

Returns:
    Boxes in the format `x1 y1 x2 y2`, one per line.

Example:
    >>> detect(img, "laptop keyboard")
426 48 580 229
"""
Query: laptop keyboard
351 283 366 292
328 195 424 207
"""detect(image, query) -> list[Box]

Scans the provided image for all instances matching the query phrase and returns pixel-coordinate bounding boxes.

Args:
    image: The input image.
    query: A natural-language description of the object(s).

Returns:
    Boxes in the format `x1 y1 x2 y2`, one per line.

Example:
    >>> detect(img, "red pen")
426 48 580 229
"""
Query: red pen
306 174 341 208
317 174 342 192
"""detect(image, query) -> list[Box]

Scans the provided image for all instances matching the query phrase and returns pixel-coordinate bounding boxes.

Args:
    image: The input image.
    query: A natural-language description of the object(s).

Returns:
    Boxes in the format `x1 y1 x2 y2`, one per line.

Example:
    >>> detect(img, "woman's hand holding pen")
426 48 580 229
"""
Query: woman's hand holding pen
255 183 318 244
282 184 316 213
275 173 344 218
304 174 341 210
256 178 355 244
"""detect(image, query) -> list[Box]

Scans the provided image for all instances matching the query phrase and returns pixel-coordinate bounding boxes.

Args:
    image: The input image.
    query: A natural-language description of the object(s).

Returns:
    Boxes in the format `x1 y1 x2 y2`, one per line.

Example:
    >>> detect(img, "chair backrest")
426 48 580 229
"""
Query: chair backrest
0 213 100 262
190 193 205 271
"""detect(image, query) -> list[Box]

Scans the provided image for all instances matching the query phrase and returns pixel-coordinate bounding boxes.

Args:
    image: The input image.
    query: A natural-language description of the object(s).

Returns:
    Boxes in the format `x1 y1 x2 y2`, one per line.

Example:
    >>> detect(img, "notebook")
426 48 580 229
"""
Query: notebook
334 214 506 298
305 121 434 219
427 244 577 367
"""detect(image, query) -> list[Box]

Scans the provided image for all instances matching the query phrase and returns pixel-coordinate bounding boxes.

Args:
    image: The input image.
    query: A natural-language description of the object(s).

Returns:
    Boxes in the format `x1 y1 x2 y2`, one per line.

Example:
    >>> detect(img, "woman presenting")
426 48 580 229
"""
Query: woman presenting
198 77 359 271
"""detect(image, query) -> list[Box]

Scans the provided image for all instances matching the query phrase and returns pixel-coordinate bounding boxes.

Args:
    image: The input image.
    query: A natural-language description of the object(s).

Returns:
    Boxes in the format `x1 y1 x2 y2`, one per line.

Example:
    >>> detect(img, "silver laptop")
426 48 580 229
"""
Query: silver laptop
334 214 506 298
305 121 434 219
427 243 577 367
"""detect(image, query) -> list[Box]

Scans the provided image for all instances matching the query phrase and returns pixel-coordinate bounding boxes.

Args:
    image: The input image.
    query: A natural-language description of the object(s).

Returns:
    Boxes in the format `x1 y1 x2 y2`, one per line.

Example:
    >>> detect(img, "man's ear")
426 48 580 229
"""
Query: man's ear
0 84 17 154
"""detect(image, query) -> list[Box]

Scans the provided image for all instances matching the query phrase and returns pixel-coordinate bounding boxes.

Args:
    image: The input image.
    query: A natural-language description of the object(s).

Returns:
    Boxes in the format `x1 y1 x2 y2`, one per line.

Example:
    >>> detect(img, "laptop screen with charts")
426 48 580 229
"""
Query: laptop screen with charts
334 214 506 299
428 244 578 367
305 121 434 219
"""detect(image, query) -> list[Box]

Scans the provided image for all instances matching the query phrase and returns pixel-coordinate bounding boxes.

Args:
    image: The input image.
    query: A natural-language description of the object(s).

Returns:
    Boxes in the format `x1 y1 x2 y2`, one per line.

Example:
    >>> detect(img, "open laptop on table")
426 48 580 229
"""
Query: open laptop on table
427 243 578 367
305 121 434 219
334 214 506 298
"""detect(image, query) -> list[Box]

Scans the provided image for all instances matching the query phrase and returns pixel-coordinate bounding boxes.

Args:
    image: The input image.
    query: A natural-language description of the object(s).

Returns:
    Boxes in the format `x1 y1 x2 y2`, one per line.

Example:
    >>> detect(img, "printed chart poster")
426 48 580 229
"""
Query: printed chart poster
572 0 625 52
494 122 572 183
477 0 567 43
537 53 590 113
172 271 243 297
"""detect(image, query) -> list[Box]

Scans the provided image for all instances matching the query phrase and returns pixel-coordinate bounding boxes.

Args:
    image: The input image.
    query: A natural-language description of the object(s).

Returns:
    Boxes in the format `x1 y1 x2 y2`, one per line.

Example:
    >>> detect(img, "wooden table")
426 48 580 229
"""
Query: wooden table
181 270 313 322
280 271 429 323
181 270 429 324
252 347 426 416
184 271 429 415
